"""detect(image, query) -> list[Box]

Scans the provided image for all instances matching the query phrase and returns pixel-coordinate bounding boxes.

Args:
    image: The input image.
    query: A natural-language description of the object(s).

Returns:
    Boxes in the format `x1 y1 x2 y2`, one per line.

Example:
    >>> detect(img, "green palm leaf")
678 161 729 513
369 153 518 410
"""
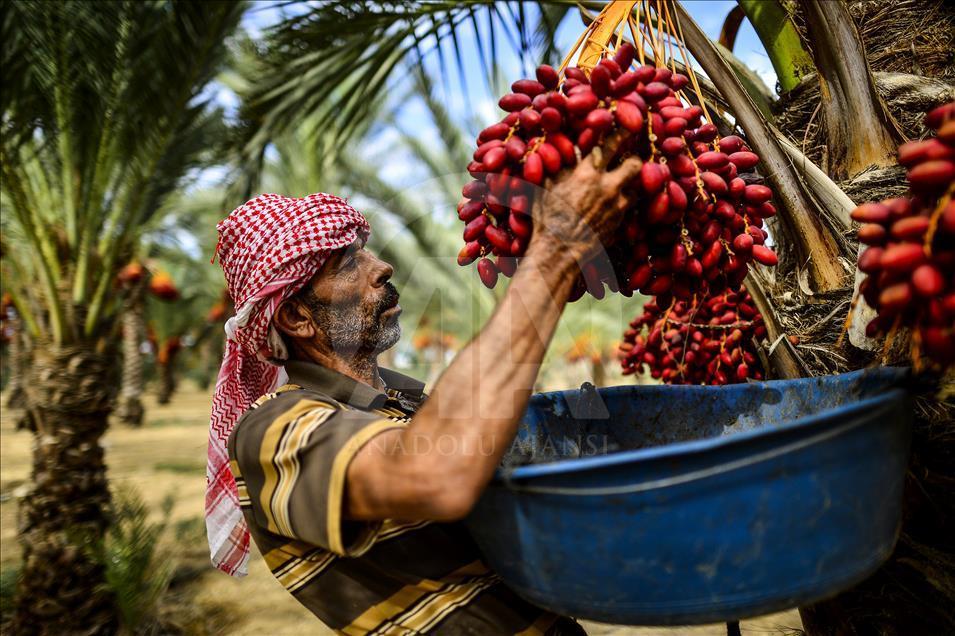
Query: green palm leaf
235 1 571 178
1 0 244 343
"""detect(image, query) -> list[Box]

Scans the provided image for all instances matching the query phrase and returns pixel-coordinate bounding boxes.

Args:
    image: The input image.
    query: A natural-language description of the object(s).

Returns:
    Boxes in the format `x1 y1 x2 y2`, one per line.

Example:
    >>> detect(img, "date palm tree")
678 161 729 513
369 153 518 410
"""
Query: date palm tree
147 247 227 405
116 265 149 426
0 2 243 632
727 2 953 631
240 1 953 632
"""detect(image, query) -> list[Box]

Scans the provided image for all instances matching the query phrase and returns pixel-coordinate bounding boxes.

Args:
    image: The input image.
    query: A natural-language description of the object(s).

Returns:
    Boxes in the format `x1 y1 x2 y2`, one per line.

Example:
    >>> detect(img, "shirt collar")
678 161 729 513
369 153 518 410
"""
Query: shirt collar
283 360 424 409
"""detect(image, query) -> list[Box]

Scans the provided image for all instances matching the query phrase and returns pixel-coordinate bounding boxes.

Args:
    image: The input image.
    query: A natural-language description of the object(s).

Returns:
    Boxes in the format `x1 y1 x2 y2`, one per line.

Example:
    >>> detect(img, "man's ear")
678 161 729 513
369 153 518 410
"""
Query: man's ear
273 297 317 341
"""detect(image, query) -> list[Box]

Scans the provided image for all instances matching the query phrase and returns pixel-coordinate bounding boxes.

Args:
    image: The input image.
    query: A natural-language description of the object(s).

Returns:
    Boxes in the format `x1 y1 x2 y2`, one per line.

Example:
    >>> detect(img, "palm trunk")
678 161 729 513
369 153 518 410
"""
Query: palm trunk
13 344 117 635
673 1 849 294
197 338 214 391
156 359 177 405
5 329 26 409
4 314 34 432
800 0 905 180
779 1 955 632
591 358 606 387
116 282 145 426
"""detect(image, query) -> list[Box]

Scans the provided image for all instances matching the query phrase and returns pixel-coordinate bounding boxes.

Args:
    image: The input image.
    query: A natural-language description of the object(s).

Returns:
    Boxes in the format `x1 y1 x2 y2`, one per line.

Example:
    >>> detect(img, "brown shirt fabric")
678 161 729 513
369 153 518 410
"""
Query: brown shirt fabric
228 360 584 635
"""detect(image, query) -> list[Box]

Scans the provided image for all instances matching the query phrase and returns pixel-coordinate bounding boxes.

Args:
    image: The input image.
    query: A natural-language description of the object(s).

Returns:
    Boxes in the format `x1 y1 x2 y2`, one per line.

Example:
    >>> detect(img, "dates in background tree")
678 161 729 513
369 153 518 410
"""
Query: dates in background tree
854 101 955 369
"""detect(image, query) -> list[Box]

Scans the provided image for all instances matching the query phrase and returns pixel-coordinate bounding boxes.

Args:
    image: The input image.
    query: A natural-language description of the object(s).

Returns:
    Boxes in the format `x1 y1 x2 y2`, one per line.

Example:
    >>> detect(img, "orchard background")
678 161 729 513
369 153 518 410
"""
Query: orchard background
1 1 952 634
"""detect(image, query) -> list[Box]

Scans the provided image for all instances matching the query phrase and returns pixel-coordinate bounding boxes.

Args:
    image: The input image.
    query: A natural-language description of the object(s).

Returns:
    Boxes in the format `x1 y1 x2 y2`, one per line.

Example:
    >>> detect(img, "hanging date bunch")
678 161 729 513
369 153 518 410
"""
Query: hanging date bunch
456 0 778 300
618 286 767 385
854 101 955 369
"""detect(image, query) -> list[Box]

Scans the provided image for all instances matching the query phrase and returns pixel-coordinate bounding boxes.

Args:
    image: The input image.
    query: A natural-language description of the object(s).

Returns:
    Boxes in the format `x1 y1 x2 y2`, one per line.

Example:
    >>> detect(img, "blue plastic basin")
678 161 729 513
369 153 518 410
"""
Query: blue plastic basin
465 368 913 625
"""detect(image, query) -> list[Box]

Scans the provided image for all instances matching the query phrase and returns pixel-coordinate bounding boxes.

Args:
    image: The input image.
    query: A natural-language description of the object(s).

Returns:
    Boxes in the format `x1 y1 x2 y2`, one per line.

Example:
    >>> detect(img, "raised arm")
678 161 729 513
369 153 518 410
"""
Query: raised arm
347 150 642 521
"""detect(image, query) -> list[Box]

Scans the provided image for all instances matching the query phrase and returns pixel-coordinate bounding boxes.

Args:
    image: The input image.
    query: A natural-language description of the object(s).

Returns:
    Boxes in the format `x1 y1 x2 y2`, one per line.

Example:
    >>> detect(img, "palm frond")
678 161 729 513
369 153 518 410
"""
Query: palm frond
532 2 572 64
737 0 814 93
799 0 906 179
337 153 455 262
235 1 570 182
1 1 244 343
673 1 849 294
411 69 472 169
718 5 746 51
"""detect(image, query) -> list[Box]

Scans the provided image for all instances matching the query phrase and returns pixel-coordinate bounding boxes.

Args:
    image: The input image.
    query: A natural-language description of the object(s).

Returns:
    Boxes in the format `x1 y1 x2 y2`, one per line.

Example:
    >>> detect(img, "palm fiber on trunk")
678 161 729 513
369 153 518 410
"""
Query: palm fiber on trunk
12 345 118 635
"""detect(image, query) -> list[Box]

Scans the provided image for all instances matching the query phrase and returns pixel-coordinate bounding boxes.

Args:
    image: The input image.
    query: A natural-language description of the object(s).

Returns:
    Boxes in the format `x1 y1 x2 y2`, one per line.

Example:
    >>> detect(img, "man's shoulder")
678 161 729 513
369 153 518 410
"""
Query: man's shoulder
228 386 343 450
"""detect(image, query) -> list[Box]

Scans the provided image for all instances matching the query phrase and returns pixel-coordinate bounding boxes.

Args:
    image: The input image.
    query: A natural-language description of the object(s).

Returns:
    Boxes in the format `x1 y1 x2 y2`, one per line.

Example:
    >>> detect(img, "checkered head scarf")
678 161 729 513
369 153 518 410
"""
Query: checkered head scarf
206 193 370 576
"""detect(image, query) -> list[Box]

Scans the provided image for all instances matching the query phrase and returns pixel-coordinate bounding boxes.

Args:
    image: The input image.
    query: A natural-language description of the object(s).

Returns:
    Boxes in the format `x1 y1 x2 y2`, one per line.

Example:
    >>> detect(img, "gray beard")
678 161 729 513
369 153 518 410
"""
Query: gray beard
313 302 401 357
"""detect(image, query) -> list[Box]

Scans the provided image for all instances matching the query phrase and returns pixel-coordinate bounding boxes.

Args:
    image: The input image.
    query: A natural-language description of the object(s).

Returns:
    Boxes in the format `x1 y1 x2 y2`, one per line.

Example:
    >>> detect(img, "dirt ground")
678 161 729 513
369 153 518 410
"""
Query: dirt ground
0 385 802 635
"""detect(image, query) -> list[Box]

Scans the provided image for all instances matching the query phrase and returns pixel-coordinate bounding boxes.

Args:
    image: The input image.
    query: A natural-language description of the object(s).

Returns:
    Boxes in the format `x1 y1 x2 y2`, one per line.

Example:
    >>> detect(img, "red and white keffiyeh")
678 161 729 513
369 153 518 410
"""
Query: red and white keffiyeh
206 192 369 576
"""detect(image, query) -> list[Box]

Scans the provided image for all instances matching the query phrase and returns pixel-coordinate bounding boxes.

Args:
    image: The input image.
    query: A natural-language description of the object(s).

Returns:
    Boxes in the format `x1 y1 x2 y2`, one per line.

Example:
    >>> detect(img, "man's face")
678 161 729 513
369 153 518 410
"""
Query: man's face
298 243 401 356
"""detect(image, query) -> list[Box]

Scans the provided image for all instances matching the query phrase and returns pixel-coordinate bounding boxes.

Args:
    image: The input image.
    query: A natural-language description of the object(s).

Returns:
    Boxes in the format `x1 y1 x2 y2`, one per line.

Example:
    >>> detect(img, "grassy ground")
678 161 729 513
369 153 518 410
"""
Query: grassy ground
0 385 802 635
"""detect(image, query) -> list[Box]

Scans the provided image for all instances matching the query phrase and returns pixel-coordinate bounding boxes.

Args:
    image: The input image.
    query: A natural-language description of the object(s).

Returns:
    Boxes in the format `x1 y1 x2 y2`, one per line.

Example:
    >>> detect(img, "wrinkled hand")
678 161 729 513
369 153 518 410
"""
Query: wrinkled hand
529 140 642 262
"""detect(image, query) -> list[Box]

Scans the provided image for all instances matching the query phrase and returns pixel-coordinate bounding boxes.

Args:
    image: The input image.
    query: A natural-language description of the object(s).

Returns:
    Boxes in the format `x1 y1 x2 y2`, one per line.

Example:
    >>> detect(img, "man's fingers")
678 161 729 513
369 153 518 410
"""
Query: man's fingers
572 129 638 177
571 151 599 180
593 131 630 169
615 191 633 213
603 155 643 191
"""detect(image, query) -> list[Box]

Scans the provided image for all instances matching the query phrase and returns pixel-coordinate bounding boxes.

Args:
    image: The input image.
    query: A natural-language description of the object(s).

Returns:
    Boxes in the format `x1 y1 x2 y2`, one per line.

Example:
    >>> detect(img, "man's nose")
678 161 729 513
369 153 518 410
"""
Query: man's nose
372 258 394 287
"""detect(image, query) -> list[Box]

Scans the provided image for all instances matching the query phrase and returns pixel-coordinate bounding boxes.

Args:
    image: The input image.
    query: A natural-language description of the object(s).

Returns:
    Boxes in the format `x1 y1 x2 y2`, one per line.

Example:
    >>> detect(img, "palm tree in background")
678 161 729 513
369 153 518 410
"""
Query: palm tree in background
151 188 238 392
113 188 234 421
115 262 149 426
0 2 243 632
240 1 953 631
144 249 225 405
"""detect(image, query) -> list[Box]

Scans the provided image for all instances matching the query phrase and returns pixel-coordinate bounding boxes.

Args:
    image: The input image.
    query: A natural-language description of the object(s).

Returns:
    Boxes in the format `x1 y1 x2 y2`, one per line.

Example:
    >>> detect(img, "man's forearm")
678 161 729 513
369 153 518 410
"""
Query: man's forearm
347 153 642 521
404 237 578 491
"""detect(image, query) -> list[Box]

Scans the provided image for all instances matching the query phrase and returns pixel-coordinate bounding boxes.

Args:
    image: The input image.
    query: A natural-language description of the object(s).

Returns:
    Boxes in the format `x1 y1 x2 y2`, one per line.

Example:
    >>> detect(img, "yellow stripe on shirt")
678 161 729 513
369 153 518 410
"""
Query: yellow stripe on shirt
384 574 500 634
271 407 336 536
378 520 432 541
341 560 490 636
282 552 336 593
326 419 406 555
258 399 336 535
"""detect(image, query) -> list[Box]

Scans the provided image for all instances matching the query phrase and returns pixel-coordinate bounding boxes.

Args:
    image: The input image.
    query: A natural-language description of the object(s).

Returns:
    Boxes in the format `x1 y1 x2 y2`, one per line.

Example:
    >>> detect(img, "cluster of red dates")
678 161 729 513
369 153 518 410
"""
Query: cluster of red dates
618 286 767 385
457 42 778 303
854 101 955 367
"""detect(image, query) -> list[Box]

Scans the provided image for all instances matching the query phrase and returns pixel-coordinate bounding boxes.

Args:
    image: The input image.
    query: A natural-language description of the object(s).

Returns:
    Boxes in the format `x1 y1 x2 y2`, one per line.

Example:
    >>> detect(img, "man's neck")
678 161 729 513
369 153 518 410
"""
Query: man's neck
299 349 383 391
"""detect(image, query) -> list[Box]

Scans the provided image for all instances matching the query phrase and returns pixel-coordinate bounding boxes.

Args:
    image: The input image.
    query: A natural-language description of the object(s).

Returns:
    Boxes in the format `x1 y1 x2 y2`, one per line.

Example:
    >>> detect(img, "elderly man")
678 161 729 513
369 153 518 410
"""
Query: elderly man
205 150 641 634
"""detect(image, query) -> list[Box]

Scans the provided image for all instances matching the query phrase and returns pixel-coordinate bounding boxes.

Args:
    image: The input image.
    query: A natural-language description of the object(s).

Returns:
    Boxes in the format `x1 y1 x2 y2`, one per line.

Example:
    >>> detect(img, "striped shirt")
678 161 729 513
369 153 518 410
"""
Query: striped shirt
228 360 584 635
